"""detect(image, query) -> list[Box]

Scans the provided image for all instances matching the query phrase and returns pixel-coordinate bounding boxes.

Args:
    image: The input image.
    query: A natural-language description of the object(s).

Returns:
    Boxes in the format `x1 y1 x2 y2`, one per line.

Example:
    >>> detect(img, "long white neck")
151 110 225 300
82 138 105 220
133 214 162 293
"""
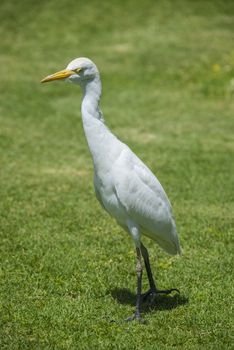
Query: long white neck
80 75 121 172
81 75 104 123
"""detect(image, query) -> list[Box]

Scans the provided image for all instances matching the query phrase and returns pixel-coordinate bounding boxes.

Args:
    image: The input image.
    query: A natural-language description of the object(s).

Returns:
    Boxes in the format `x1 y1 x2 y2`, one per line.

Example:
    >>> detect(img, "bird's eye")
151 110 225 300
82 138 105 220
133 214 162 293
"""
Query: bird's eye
74 68 82 74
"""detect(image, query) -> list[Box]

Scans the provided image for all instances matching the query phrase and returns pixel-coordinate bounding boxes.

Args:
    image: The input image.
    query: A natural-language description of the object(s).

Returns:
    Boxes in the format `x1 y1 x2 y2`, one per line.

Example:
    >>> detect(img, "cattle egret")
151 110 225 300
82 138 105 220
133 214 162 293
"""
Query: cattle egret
41 57 181 322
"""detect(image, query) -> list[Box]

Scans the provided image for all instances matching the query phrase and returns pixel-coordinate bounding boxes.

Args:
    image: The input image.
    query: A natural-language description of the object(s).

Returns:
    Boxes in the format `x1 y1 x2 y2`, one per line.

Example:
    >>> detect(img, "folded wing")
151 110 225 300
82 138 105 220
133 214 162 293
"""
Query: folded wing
114 147 181 255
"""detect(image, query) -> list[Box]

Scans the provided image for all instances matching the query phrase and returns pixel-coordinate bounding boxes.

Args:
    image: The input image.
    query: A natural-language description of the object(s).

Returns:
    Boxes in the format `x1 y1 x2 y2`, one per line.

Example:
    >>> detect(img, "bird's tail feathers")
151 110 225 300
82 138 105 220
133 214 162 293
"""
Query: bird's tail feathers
155 225 181 256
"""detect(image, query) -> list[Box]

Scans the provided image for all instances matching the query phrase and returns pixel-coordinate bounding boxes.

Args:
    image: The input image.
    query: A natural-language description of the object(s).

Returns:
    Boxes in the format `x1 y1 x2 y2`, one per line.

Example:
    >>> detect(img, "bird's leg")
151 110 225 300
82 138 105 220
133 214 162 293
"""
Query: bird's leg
135 247 143 319
141 243 179 304
141 243 156 291
126 247 144 322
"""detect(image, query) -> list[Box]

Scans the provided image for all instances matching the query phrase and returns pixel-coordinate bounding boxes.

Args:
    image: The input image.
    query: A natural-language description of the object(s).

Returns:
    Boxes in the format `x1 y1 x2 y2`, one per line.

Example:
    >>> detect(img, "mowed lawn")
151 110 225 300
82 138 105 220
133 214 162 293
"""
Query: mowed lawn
0 0 233 348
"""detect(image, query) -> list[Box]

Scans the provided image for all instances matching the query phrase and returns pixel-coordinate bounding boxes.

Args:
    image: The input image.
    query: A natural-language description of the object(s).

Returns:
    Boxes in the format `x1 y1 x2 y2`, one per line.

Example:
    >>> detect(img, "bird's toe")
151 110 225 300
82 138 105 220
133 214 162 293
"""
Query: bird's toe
142 287 180 304
156 288 180 295
125 313 147 324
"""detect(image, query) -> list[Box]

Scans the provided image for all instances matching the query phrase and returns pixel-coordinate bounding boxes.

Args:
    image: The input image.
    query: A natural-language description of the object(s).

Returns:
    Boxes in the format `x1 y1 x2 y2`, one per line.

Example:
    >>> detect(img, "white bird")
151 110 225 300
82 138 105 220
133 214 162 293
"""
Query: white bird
41 57 181 322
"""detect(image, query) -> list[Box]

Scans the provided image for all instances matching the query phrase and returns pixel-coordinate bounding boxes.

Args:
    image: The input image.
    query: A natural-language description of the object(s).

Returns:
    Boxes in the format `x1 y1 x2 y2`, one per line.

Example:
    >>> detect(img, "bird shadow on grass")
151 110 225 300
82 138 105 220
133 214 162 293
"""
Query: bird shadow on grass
110 288 188 313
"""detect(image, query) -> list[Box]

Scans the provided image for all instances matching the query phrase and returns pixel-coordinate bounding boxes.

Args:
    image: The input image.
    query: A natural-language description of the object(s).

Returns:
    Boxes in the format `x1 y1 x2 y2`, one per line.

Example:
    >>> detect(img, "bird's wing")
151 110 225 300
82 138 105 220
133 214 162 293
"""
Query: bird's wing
114 146 172 215
113 146 180 254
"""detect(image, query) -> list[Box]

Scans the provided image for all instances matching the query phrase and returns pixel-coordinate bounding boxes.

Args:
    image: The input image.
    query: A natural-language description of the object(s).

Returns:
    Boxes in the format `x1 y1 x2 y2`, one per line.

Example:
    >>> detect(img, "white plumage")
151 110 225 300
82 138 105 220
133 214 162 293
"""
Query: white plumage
41 57 181 322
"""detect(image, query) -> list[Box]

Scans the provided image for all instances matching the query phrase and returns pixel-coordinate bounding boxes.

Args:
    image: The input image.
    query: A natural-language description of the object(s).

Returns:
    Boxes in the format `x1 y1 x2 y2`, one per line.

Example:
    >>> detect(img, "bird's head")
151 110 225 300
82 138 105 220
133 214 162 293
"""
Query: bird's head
41 57 99 86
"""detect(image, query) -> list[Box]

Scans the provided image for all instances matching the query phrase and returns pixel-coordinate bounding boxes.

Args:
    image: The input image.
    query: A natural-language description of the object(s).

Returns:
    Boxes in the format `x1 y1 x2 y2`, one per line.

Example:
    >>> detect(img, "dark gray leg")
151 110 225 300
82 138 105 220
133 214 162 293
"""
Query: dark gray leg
126 247 144 322
141 242 179 303
135 247 142 319
141 243 157 291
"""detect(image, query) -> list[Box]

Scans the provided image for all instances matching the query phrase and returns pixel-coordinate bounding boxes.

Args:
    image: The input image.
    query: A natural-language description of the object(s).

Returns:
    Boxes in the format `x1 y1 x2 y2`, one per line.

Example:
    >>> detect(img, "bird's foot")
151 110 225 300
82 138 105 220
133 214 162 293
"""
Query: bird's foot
142 287 179 304
125 312 147 324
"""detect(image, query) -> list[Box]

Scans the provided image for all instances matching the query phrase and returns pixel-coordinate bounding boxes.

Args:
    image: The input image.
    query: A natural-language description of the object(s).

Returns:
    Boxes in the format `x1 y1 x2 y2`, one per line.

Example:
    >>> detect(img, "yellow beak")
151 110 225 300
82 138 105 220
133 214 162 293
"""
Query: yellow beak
40 69 74 83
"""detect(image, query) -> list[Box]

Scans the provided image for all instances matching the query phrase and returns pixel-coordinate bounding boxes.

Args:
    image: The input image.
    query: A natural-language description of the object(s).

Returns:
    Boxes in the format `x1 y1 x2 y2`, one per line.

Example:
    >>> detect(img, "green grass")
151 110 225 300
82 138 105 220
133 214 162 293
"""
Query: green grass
0 0 234 348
